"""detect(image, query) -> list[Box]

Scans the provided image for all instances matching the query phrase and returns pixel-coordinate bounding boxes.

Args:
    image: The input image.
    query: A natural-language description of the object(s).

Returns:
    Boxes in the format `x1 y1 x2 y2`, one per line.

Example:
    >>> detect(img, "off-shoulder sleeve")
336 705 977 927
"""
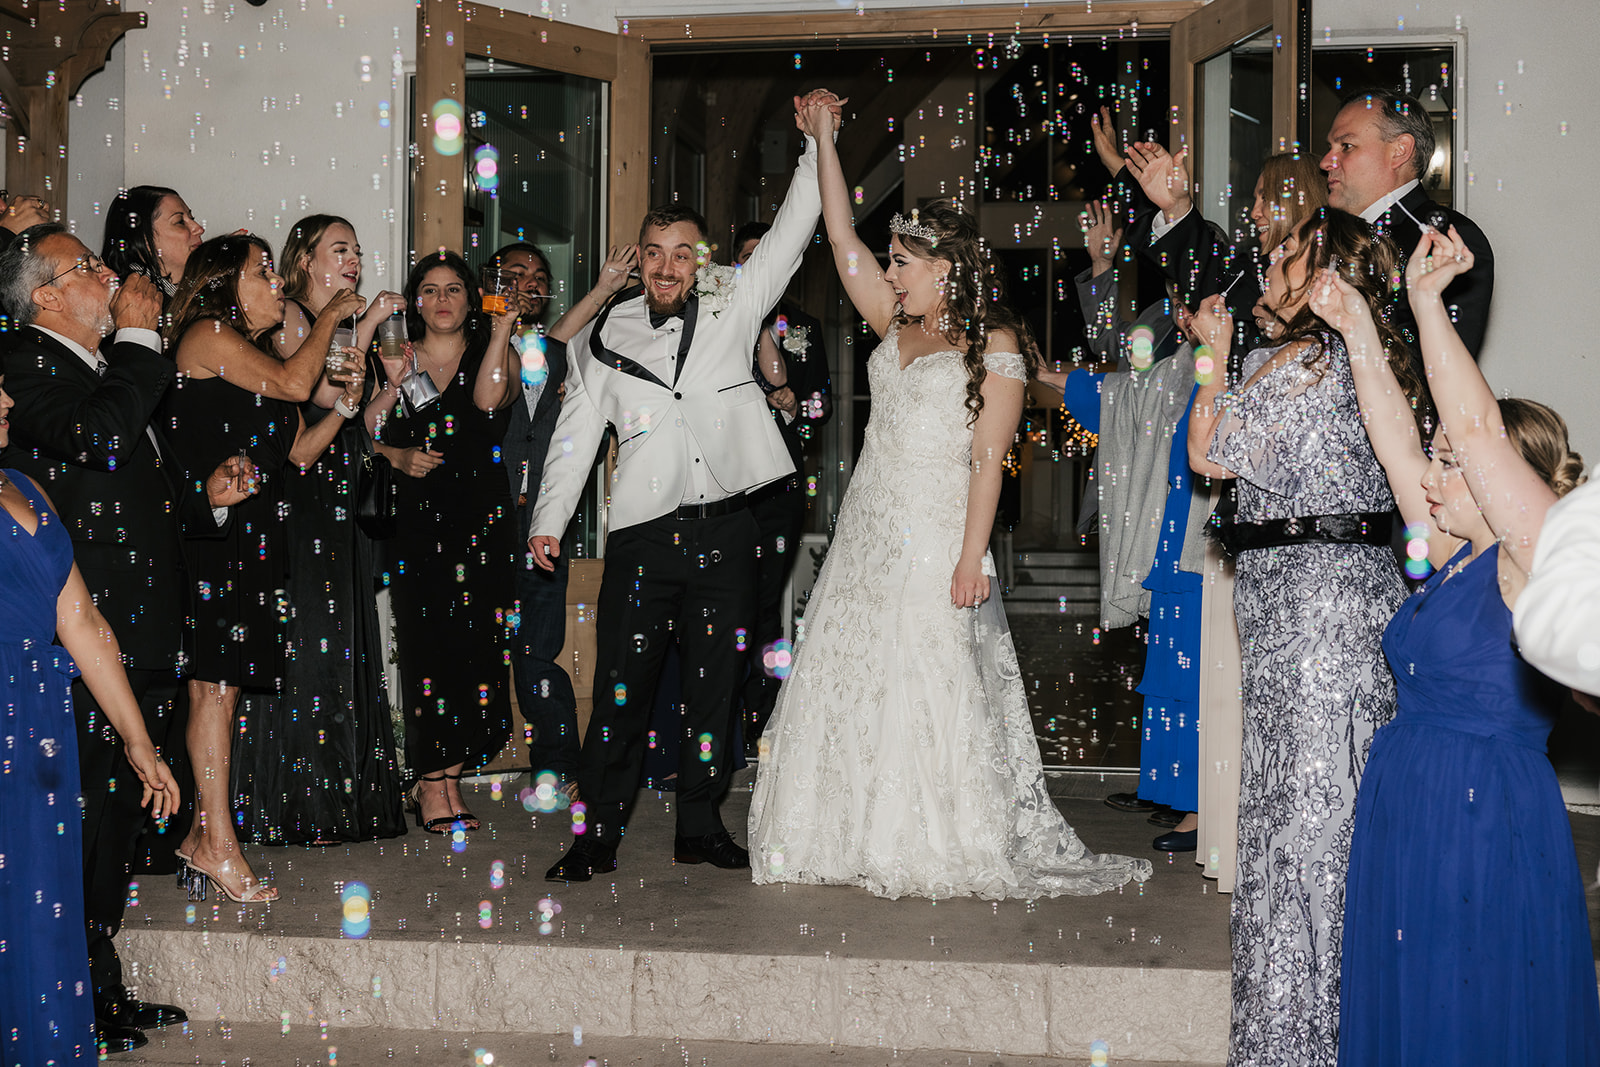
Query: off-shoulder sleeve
984 351 1027 382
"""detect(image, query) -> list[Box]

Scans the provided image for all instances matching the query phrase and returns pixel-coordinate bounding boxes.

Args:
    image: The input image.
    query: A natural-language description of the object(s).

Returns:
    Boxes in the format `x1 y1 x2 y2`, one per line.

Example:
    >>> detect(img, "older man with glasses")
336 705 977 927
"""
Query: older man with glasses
0 223 255 1052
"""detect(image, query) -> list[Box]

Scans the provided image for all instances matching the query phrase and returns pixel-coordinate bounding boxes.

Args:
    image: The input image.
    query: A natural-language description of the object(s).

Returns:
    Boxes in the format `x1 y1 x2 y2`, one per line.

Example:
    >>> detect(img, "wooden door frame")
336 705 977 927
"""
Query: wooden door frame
411 1 1217 255
1169 0 1306 157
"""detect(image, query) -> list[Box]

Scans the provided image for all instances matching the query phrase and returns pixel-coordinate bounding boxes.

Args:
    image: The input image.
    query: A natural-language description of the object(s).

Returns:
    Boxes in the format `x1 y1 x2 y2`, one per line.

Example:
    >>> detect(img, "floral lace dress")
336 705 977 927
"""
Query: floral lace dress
747 326 1153 900
1207 334 1407 1066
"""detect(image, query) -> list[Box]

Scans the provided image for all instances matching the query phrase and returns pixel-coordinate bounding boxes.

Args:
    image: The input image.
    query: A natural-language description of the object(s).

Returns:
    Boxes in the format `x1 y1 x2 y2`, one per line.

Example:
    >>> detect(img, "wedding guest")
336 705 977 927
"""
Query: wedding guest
731 220 833 742
0 225 234 1051
1185 209 1415 1064
1312 227 1600 1063
367 251 524 833
1515 478 1600 698
224 214 408 846
490 240 636 796
101 185 206 307
0 416 180 1061
163 234 366 902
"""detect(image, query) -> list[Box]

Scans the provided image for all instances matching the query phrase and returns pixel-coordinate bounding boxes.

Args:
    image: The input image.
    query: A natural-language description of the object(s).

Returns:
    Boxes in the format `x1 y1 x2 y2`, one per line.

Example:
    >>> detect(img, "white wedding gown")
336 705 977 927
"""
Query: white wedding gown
748 326 1154 900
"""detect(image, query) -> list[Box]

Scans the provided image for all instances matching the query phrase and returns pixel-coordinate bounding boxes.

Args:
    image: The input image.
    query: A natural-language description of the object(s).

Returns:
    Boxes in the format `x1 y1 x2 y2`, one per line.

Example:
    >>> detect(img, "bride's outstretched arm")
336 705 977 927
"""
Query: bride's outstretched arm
801 99 897 338
952 339 1024 609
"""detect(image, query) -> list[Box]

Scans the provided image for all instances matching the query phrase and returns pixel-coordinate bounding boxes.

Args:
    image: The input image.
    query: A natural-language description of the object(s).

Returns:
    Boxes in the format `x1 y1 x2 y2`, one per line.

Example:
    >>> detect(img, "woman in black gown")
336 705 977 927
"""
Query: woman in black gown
225 215 408 846
161 234 366 902
366 251 523 833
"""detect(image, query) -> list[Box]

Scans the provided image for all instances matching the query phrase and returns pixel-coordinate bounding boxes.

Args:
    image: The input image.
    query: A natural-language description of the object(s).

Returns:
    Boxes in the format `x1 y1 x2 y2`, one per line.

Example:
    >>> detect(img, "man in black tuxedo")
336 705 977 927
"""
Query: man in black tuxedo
1322 88 1494 361
730 221 833 741
0 224 253 1052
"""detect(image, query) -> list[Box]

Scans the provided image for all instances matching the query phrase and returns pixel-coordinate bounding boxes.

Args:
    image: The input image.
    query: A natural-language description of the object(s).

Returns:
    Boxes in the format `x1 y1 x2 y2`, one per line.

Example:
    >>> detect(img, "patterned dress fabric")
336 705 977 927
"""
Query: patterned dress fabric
748 327 1153 900
1337 543 1600 1064
0 472 94 1063
1206 335 1406 1066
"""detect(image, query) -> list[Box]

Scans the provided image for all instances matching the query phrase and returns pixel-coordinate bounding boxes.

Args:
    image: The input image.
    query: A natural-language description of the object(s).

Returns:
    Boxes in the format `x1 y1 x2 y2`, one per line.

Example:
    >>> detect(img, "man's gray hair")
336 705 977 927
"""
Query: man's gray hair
0 222 71 326
1341 89 1436 182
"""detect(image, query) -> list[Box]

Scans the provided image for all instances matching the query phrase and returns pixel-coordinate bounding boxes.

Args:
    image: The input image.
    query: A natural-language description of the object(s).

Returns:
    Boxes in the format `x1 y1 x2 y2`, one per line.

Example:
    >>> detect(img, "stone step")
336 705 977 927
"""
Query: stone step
1007 585 1098 602
1014 567 1101 585
1015 550 1097 567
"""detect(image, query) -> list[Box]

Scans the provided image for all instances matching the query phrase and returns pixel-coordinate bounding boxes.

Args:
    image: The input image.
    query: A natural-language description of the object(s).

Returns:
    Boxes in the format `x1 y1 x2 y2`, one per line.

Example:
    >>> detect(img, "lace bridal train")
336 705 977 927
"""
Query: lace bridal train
748 328 1153 900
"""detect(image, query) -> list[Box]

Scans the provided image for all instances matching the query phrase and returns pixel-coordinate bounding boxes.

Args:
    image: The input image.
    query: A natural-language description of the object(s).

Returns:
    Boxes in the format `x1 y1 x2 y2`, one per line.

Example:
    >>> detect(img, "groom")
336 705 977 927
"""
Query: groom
530 91 838 881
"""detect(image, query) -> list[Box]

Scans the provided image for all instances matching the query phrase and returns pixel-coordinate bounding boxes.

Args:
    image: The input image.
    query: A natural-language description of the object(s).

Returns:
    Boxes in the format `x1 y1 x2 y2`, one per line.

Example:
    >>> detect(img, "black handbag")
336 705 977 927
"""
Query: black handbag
355 427 397 540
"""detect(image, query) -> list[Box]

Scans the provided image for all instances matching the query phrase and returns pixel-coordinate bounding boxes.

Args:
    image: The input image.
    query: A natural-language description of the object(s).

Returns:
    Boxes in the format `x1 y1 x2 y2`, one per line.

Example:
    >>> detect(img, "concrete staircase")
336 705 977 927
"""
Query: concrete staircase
1005 548 1100 617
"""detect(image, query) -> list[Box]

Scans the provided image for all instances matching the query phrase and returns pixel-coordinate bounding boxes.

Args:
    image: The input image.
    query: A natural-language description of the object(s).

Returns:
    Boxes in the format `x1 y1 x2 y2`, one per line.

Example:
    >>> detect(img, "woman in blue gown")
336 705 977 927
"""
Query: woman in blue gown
0 382 180 1064
1314 227 1600 1063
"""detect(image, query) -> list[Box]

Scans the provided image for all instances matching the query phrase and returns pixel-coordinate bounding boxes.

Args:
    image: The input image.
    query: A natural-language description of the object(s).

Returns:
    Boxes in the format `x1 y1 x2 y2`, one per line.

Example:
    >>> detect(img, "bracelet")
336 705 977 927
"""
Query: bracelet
334 397 359 419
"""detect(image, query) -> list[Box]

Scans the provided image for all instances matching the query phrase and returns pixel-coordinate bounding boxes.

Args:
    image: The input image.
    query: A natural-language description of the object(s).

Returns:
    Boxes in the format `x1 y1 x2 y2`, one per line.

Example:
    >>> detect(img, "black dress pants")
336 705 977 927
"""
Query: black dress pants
581 508 758 845
741 476 808 738
74 667 183 1014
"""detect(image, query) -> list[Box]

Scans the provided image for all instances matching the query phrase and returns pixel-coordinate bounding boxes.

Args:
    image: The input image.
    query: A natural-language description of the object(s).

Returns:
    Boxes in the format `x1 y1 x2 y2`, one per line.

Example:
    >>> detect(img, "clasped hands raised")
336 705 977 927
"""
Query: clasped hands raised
794 88 848 140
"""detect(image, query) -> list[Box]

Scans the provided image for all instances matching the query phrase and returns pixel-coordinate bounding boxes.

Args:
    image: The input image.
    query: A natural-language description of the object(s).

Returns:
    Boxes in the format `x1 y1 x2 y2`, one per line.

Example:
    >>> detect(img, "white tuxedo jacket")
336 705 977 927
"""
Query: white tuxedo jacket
530 139 821 537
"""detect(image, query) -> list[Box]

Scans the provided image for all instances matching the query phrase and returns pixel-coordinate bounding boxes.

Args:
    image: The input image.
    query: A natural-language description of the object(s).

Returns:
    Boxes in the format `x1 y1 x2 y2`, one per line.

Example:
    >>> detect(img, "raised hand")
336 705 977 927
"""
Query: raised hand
323 287 366 323
1125 141 1191 217
793 88 847 135
596 244 639 295
1081 199 1124 272
361 290 407 323
1308 267 1373 337
109 273 163 331
1090 106 1124 175
1406 226 1474 300
1191 293 1233 357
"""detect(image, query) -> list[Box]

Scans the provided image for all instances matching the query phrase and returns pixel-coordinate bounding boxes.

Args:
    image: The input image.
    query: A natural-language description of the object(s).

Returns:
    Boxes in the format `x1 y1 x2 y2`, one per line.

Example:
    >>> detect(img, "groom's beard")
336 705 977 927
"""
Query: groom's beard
643 281 689 317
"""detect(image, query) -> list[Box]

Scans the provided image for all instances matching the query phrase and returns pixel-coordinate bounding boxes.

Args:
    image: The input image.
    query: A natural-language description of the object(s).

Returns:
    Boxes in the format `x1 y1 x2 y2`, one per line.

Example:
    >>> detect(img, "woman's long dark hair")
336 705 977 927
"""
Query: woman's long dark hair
102 185 182 284
164 234 278 354
1270 208 1423 417
403 250 487 348
890 199 1041 425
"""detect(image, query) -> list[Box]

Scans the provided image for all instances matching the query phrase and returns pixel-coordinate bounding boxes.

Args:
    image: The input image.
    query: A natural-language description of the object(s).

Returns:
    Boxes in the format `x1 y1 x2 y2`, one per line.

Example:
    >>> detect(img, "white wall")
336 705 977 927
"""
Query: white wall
65 0 1599 460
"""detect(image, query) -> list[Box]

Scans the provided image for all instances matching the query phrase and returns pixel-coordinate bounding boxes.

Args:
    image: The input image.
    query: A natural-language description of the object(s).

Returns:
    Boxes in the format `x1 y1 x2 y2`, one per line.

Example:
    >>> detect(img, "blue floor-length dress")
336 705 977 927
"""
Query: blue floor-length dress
0 471 94 1064
1061 370 1202 811
1337 543 1600 1064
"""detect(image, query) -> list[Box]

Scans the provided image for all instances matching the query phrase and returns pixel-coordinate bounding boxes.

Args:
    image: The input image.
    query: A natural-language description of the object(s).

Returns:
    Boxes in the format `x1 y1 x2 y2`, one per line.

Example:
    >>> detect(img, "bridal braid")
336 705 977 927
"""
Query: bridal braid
891 199 1040 425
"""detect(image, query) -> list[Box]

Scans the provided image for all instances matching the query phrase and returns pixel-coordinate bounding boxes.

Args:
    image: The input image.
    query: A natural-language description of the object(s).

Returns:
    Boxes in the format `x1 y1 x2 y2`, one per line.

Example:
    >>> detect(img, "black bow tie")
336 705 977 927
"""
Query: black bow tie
649 308 683 330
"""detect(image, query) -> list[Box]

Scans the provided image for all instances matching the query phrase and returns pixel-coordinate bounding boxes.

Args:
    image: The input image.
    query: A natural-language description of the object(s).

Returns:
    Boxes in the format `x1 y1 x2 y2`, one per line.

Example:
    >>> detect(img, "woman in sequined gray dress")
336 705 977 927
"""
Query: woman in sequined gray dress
1186 210 1416 1067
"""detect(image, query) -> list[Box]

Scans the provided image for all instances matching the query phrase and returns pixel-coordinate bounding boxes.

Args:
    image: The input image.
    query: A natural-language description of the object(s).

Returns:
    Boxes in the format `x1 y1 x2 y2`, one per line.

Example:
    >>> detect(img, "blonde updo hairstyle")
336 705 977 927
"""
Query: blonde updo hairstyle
1499 398 1588 498
890 199 1042 425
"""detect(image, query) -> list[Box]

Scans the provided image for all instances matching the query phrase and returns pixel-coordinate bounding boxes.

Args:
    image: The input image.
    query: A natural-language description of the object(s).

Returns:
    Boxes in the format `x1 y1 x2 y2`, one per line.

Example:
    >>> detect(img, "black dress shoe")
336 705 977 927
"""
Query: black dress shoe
1152 829 1197 852
1147 808 1184 828
97 1019 149 1053
102 996 189 1030
1104 791 1157 813
545 838 618 882
674 830 750 869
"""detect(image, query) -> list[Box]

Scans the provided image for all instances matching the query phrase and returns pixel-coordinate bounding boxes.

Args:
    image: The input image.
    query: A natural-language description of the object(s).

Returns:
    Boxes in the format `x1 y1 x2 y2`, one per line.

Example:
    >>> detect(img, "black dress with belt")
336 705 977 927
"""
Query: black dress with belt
382 338 518 779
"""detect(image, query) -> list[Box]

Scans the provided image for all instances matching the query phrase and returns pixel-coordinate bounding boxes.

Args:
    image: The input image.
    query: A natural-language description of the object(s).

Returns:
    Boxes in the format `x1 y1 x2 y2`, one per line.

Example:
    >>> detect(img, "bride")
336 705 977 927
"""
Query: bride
747 98 1152 900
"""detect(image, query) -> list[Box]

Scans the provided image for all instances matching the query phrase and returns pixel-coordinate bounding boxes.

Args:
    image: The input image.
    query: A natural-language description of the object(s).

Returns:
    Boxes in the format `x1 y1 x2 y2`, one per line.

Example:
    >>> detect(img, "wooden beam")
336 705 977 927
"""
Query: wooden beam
461 2 617 82
62 10 145 97
609 31 650 248
627 2 1203 46
0 57 30 138
414 0 468 259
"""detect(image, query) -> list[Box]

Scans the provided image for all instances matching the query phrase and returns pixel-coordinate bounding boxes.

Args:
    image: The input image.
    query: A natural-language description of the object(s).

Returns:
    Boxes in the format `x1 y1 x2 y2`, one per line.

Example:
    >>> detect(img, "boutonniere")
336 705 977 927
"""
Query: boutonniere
781 324 810 355
695 263 738 316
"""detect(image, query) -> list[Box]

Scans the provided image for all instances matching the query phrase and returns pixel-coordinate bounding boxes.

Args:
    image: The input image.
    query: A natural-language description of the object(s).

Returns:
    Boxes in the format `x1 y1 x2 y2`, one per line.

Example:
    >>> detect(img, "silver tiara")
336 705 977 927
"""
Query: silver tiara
889 211 938 242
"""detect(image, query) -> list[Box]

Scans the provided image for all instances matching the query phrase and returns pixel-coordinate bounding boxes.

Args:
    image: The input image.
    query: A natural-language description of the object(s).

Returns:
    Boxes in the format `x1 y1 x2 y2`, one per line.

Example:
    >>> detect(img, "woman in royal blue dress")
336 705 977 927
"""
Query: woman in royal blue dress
0 379 179 1063
1314 226 1600 1063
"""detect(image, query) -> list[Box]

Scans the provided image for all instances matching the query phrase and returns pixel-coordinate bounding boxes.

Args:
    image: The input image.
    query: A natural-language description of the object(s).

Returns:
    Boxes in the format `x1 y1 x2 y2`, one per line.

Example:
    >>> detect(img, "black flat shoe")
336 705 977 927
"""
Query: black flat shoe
96 1019 148 1053
673 830 750 869
545 838 618 882
1152 829 1197 852
1147 808 1184 828
1104 792 1157 813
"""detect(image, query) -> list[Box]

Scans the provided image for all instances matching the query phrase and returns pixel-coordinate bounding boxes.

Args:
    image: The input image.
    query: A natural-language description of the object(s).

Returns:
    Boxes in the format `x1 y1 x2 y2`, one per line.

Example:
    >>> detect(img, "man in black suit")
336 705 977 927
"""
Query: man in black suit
730 221 833 741
0 224 253 1052
1322 88 1494 361
489 241 635 793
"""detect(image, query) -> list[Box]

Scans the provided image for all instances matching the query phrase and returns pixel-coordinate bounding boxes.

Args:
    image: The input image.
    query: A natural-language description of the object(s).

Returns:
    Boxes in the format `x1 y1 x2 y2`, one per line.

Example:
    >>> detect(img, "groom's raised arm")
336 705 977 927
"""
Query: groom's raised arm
735 135 823 319
529 326 608 543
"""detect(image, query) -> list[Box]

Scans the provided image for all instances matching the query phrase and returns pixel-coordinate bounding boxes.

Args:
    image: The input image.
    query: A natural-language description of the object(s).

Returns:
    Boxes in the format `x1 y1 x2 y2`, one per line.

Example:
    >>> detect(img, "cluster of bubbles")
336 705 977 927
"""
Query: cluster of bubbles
536 895 562 935
1403 521 1433 579
340 882 371 939
762 639 795 679
519 770 571 813
432 98 464 157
